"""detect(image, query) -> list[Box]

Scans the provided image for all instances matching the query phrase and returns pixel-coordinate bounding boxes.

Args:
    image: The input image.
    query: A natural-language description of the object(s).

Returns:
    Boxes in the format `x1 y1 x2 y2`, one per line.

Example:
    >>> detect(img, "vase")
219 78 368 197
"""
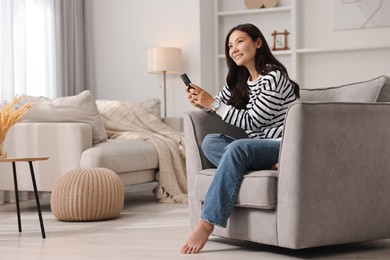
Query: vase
0 141 6 158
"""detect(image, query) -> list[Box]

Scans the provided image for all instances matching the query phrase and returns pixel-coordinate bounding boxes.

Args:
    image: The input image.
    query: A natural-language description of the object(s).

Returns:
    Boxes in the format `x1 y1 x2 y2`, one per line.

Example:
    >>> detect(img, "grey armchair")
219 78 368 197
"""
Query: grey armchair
183 75 390 249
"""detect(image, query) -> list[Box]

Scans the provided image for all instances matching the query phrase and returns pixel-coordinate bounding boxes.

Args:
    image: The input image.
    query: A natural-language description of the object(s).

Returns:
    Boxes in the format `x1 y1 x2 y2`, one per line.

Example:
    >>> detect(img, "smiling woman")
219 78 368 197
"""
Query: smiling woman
181 23 299 254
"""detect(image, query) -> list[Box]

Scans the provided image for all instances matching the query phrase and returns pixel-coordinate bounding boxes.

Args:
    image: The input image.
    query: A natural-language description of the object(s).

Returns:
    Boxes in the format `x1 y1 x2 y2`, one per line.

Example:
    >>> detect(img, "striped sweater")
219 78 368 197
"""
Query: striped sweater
215 70 297 139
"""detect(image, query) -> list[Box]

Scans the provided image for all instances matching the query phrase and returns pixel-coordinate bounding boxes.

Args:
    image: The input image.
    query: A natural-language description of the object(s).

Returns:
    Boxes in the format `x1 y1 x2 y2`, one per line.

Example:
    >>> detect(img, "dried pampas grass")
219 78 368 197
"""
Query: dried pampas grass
0 96 33 150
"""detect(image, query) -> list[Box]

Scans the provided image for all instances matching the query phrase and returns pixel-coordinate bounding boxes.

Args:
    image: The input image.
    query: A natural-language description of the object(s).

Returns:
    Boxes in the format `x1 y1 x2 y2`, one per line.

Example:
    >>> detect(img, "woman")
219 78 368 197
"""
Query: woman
181 23 299 254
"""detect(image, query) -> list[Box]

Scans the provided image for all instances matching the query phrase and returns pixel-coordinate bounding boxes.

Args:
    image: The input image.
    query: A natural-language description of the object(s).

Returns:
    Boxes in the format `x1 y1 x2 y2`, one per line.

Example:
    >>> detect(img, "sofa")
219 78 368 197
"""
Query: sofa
0 91 183 194
184 75 390 249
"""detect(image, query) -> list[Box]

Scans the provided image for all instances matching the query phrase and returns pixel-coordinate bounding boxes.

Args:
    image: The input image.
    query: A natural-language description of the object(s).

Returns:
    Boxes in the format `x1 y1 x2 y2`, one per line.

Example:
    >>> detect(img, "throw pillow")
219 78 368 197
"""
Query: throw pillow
20 90 107 144
299 75 390 103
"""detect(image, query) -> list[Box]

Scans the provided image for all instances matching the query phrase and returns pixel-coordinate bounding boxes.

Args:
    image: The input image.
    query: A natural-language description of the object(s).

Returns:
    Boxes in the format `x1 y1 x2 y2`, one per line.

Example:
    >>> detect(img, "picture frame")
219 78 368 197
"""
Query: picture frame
272 30 290 51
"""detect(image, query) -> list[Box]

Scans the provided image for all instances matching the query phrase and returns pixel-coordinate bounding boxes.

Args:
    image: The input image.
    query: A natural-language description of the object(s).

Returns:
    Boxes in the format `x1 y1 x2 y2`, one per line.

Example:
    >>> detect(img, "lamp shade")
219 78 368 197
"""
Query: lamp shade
148 47 182 74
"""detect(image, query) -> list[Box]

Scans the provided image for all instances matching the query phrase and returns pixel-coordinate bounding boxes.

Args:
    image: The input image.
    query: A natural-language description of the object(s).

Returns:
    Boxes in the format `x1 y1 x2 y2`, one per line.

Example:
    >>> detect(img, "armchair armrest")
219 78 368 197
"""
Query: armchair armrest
0 122 93 191
277 102 390 248
184 110 247 225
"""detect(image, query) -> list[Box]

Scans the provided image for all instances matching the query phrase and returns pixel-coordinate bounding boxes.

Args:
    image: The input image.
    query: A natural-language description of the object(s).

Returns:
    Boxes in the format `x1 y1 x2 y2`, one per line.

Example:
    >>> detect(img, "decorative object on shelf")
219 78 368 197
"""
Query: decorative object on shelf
0 96 33 158
272 30 290 51
148 47 182 118
245 0 278 9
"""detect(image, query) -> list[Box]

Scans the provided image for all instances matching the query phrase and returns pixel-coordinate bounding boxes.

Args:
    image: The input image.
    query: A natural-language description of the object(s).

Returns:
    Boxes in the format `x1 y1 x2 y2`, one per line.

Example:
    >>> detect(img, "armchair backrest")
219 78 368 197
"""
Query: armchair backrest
277 101 390 248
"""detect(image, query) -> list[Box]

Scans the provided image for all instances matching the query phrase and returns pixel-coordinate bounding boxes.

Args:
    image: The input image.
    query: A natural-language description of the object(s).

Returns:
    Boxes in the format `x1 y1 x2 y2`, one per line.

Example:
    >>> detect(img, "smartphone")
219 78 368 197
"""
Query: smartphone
180 73 194 89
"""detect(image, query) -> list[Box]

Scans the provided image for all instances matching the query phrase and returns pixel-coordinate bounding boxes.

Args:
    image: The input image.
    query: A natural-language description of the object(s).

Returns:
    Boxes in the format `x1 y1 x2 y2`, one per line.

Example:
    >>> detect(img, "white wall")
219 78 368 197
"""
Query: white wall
85 0 390 117
298 0 390 88
85 0 200 117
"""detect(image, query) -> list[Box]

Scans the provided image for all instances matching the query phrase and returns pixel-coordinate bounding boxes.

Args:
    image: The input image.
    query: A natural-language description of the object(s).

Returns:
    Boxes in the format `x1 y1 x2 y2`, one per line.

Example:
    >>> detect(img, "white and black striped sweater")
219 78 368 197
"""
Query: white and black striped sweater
215 70 297 139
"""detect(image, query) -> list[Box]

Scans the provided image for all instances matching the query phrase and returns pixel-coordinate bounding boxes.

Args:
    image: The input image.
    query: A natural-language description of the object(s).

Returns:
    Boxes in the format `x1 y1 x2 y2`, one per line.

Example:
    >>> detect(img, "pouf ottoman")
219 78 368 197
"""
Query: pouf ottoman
50 168 124 221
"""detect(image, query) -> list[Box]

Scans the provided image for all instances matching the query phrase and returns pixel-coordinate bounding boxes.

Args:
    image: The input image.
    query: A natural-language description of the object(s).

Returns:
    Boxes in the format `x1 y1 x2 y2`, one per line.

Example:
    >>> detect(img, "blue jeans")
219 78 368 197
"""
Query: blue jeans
200 133 280 227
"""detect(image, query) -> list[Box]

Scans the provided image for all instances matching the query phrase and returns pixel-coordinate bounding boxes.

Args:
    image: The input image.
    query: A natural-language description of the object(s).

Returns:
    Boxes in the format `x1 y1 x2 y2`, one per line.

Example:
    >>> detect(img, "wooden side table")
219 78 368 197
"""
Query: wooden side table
0 157 49 239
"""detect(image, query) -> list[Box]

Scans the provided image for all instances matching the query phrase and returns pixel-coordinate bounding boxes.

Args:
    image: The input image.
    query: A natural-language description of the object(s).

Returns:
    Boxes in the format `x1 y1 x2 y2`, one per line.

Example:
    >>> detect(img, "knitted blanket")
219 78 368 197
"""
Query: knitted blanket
96 100 187 204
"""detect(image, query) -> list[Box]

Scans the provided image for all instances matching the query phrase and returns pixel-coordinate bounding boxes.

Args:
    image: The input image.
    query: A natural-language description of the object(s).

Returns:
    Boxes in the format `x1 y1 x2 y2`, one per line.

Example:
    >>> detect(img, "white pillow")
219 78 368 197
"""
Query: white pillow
21 90 107 144
138 98 161 118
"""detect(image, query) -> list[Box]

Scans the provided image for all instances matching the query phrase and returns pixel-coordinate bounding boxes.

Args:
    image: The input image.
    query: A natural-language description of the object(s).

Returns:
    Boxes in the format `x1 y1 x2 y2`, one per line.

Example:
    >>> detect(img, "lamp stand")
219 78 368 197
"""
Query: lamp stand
163 71 167 118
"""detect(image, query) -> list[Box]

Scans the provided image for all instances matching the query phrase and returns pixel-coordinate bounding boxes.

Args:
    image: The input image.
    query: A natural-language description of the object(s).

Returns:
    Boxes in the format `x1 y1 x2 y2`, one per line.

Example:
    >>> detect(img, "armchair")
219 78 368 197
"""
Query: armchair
183 75 390 249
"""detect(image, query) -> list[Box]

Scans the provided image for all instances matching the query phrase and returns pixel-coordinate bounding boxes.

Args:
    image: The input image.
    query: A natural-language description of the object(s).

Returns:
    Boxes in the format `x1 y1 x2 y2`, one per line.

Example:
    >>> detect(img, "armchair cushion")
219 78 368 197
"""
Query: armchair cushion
299 75 390 102
195 169 277 209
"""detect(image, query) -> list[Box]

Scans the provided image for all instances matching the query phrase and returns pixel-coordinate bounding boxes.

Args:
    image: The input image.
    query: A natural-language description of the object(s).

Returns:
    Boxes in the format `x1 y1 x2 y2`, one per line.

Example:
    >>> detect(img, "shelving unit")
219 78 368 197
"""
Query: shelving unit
211 0 390 90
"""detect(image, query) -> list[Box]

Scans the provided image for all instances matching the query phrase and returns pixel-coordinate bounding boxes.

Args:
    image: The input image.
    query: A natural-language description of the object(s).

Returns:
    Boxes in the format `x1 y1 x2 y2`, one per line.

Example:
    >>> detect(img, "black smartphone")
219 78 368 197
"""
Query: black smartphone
180 73 194 89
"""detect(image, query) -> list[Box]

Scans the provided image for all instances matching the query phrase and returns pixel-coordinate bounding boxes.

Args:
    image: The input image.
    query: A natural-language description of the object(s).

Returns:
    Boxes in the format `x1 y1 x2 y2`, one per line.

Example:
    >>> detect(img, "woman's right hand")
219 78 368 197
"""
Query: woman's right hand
186 83 216 110
186 83 204 109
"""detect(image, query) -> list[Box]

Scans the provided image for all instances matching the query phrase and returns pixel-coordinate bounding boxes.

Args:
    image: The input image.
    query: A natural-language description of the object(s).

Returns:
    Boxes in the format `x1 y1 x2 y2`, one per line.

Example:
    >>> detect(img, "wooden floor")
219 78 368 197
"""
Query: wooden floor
1 183 390 260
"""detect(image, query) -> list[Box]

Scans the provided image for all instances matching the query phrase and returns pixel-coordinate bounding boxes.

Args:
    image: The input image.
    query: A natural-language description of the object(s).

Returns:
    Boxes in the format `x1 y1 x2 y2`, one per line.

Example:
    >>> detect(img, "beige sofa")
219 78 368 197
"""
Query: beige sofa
184 75 390 249
0 91 182 193
0 118 181 192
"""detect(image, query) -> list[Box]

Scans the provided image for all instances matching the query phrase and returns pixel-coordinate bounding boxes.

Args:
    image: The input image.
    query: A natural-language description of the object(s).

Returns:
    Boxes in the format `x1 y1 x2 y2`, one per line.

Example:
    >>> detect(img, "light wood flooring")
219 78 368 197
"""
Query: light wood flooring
1 183 390 260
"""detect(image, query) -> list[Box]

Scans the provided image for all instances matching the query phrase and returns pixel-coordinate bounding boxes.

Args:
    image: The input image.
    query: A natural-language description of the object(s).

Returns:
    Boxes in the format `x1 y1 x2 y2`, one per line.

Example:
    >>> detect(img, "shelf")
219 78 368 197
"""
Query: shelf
272 50 292 56
218 50 292 59
218 43 390 57
217 6 291 17
297 44 390 54
218 45 390 56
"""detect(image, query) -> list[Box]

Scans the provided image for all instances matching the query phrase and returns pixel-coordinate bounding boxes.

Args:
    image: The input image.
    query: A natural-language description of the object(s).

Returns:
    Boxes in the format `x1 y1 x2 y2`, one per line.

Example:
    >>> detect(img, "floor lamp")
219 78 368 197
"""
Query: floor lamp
148 47 182 118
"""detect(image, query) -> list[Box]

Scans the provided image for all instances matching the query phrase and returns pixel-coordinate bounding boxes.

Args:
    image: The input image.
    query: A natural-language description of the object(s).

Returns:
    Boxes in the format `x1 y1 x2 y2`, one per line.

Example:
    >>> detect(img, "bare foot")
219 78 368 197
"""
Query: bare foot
180 220 214 254
270 163 279 170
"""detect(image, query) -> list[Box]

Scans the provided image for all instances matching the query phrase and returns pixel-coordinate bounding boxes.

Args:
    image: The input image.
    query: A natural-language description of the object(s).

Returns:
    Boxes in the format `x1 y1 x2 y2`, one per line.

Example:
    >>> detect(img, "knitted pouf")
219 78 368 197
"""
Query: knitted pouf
50 168 124 222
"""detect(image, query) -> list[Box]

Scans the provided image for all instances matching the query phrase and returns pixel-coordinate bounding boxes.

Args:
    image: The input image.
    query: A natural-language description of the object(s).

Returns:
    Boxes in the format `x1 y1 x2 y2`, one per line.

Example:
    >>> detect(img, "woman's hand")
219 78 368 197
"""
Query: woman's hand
186 83 216 110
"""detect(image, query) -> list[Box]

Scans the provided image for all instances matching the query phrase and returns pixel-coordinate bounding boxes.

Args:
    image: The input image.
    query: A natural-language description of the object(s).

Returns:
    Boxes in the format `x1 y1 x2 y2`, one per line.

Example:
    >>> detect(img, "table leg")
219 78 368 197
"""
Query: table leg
11 162 22 233
28 161 46 239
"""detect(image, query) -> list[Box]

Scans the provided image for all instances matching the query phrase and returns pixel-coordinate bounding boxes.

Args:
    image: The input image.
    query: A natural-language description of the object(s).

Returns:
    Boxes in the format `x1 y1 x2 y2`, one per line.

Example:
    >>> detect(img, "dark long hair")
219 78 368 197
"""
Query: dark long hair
224 23 299 109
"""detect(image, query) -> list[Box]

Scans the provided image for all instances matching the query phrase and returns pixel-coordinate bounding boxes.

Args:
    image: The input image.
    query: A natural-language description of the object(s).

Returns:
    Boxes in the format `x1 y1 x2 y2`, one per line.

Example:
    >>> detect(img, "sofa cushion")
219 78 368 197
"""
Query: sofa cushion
80 139 158 173
195 169 277 209
20 90 108 144
299 75 390 103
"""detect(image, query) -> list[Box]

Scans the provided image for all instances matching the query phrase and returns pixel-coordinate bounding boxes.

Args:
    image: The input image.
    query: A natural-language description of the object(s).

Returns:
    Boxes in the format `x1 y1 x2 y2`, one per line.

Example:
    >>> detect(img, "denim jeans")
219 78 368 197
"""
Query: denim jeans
200 133 280 227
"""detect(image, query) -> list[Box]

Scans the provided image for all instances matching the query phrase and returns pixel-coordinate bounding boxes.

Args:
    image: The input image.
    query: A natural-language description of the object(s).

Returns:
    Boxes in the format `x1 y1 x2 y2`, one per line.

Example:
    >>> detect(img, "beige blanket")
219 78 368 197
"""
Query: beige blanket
96 100 187 204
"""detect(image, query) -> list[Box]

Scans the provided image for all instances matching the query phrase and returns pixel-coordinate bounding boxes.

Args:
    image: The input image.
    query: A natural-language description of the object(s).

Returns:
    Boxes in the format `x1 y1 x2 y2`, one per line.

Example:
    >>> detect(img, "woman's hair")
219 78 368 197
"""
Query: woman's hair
224 23 299 109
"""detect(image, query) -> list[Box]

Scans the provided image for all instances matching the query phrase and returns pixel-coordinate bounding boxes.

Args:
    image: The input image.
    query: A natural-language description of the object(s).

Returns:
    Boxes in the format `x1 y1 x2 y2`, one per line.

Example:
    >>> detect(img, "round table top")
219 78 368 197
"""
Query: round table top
0 157 49 163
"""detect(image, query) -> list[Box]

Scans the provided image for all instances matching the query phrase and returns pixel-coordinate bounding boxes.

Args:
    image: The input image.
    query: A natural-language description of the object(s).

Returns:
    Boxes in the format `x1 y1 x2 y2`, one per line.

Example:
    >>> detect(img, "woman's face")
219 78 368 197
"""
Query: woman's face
228 30 261 68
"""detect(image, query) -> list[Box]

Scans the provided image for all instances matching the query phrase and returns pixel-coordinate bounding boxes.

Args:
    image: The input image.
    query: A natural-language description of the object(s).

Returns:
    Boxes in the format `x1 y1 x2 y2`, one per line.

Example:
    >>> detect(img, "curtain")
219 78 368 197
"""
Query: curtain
0 0 57 101
0 0 86 101
54 0 86 97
